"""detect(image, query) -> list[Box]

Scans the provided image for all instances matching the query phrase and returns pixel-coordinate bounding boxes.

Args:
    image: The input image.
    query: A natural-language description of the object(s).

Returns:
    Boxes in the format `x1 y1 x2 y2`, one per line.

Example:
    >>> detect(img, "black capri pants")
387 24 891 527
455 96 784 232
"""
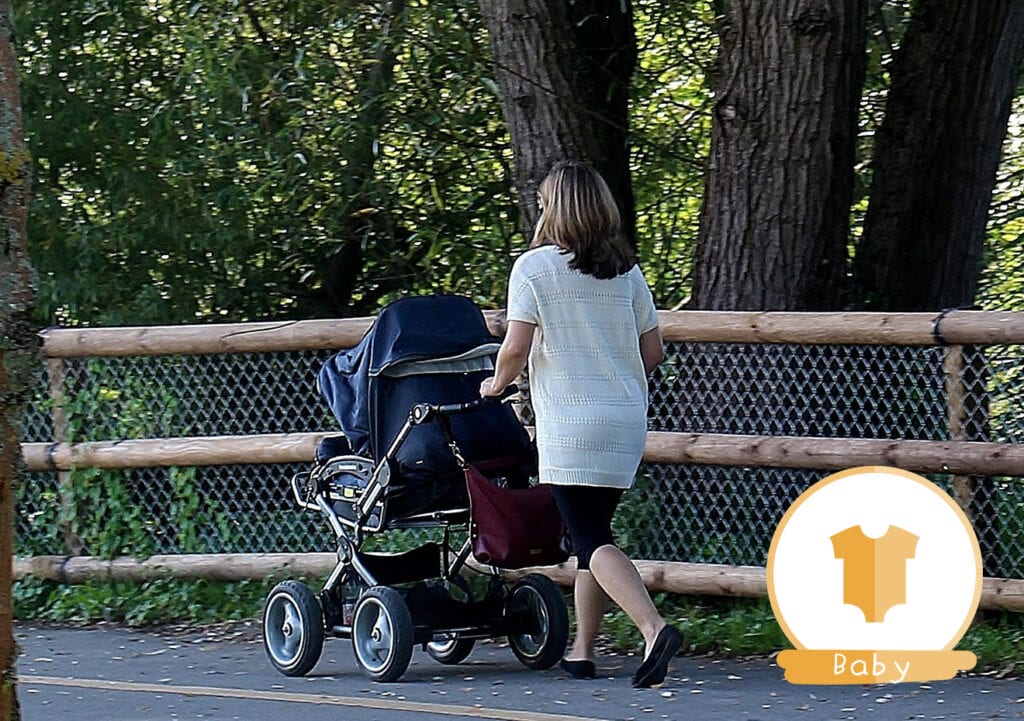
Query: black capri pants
549 485 625 571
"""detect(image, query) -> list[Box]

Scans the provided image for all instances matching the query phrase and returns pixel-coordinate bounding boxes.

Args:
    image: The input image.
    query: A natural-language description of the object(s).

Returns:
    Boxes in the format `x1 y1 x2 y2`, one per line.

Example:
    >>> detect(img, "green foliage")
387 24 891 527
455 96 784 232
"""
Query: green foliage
613 472 663 556
666 595 790 656
69 467 158 559
15 0 723 323
22 358 241 558
12 2 1024 663
850 0 912 243
979 95 1024 310
963 611 1024 671
16 0 517 323
596 594 794 657
995 477 1024 578
630 3 716 307
14 577 271 626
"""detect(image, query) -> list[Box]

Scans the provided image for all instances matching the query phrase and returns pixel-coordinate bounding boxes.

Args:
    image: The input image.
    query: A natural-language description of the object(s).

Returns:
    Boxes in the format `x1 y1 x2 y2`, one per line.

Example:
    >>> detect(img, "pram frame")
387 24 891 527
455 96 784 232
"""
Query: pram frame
291 396 485 591
265 388 569 682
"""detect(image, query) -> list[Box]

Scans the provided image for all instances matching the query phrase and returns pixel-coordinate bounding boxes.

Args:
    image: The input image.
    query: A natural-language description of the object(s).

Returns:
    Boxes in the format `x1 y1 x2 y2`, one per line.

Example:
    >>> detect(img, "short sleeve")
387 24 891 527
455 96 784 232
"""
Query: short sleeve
507 256 539 324
632 268 658 334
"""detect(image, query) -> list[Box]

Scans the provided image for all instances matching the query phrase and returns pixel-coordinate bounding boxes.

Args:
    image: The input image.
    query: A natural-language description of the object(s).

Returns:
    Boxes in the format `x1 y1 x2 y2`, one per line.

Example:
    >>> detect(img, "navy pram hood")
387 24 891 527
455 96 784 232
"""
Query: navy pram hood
318 295 506 459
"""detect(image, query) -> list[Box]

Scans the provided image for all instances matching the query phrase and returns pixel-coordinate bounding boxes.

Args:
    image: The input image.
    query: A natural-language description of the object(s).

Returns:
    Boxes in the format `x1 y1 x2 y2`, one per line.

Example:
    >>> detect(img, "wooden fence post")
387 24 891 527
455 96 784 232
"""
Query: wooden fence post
944 343 1003 576
944 345 973 516
46 358 83 556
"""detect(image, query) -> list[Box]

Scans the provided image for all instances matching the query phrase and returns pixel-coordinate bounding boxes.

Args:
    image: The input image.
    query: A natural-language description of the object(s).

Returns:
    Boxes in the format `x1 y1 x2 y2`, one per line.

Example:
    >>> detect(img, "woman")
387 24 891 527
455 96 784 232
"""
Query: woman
480 160 682 688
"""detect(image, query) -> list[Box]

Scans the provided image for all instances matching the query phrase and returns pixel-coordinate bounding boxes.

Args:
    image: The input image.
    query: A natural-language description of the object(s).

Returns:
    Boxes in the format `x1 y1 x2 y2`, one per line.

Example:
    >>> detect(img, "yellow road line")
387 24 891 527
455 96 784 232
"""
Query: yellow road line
21 675 609 721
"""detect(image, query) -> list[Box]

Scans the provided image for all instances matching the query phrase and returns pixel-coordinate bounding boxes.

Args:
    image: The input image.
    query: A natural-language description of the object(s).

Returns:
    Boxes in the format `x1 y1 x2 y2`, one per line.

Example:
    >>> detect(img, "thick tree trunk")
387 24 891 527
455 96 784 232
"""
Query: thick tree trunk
685 0 867 555
848 0 1024 579
851 0 1024 312
0 1 30 717
691 0 866 311
479 0 637 246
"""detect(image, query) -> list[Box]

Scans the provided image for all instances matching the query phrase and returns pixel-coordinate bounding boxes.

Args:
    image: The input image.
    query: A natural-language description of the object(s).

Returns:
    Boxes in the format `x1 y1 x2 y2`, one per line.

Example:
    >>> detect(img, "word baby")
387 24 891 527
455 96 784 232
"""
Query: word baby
833 652 910 683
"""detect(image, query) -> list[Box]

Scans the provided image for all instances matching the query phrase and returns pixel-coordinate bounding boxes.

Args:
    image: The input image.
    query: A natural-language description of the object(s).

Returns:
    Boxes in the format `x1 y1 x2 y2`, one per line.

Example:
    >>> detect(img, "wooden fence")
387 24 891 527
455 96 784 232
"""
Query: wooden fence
17 308 1024 611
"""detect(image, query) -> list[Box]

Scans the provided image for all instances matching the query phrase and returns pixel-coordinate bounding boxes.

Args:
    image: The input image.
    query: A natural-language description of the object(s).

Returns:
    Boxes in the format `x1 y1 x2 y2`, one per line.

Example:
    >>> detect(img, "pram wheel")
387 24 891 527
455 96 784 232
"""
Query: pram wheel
506 573 568 670
426 635 475 665
262 580 325 677
351 586 414 682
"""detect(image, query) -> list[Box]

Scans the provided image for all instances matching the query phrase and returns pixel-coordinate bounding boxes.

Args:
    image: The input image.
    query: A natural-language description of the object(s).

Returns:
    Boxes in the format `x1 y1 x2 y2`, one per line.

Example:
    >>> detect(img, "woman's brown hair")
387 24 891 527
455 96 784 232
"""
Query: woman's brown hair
531 160 637 279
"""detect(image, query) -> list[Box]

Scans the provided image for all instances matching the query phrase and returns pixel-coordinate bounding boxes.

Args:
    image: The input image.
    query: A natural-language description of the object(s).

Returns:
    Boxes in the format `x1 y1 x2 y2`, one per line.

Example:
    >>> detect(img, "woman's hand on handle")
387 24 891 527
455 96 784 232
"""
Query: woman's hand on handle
479 377 504 398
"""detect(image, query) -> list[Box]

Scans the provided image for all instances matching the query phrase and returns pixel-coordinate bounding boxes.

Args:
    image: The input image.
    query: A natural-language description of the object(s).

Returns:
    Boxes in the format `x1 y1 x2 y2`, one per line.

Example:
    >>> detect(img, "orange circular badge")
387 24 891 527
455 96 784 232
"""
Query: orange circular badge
767 466 981 684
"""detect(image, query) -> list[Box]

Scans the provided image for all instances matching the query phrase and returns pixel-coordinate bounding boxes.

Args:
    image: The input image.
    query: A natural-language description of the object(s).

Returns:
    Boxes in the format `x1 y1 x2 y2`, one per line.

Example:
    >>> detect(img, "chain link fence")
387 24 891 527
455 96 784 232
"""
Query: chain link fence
17 340 1024 580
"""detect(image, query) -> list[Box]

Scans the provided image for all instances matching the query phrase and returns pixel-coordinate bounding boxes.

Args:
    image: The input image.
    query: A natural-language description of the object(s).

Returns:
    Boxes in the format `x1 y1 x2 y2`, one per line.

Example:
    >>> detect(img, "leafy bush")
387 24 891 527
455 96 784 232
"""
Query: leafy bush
14 577 272 627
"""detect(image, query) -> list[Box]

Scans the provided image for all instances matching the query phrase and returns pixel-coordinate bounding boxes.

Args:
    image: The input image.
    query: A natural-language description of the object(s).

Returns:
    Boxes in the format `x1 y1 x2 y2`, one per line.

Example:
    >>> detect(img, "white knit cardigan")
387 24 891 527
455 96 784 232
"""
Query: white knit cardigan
506 246 658 489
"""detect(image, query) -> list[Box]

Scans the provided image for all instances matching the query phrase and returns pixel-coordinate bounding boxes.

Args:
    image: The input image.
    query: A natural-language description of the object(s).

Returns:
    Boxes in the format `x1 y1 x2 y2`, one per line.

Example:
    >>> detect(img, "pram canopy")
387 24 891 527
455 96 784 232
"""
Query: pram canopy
318 295 533 516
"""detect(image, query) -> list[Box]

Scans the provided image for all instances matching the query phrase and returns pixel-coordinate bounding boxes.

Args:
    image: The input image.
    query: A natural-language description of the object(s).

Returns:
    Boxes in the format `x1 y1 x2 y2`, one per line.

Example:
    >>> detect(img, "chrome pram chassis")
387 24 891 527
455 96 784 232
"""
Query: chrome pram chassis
262 394 569 683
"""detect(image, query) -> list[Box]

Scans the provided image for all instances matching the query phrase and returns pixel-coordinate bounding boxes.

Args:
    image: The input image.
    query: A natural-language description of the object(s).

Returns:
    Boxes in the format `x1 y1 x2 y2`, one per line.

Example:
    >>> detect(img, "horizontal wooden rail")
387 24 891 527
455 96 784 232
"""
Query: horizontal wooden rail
39 318 376 358
38 312 507 358
38 309 1024 357
14 554 1024 612
13 553 337 583
21 432 332 471
21 431 1024 477
661 309 1024 345
643 432 1024 476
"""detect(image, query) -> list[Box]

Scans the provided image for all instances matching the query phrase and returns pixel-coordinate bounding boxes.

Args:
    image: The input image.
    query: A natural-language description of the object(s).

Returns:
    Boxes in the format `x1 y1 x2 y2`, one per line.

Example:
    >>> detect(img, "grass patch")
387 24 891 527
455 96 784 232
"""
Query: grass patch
961 610 1024 672
14 577 273 627
595 594 789 658
594 595 1024 674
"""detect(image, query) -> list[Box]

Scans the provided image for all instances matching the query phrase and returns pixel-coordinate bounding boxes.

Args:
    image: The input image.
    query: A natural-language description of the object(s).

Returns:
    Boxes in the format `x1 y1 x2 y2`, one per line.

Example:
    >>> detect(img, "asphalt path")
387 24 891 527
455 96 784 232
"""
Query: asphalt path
16 622 1023 721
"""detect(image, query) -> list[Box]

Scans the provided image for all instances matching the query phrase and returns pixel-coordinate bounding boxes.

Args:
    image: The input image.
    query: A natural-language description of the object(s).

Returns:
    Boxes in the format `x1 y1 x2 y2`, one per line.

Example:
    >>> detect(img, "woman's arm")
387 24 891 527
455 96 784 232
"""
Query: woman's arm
480 320 535 396
640 326 665 375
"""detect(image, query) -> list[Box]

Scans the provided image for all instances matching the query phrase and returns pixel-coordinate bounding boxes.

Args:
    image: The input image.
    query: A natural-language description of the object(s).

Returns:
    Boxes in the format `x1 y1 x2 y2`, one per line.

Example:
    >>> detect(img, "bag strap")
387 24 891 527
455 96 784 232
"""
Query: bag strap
433 412 468 469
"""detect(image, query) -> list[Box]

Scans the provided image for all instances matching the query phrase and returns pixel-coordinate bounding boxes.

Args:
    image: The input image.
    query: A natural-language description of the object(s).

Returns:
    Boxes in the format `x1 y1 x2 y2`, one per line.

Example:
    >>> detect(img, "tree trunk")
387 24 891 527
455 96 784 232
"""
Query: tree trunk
847 0 1024 580
0 1 30 717
478 0 637 246
851 0 1024 312
691 0 867 311
684 0 867 557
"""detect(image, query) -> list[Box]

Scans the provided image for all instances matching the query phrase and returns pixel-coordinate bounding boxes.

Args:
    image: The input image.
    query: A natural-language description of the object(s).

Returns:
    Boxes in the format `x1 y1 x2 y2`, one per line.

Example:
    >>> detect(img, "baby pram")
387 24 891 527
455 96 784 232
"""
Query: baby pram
261 295 569 682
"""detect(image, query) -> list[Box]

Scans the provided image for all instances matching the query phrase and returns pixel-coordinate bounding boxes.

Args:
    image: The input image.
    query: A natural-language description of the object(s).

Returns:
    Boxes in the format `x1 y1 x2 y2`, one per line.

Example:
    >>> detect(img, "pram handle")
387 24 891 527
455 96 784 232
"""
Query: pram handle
440 383 520 414
410 384 520 424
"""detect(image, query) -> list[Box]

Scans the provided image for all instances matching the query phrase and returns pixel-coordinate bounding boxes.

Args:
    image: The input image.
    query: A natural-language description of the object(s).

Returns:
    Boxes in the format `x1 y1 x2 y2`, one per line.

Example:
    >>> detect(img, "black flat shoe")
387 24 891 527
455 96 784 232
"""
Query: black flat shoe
632 625 683 688
559 658 596 679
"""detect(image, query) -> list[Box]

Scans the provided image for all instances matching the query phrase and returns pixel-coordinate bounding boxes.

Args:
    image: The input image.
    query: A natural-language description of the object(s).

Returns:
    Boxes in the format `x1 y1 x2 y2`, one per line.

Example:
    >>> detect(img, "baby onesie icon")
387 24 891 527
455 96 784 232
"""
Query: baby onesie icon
831 525 919 623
